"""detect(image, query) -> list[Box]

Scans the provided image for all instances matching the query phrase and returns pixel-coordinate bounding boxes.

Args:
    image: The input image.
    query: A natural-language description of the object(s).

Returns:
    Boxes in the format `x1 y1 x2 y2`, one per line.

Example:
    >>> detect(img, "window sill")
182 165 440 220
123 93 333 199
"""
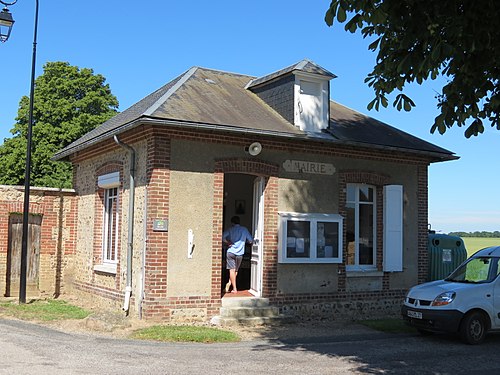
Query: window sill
346 269 383 278
279 259 342 264
93 264 117 275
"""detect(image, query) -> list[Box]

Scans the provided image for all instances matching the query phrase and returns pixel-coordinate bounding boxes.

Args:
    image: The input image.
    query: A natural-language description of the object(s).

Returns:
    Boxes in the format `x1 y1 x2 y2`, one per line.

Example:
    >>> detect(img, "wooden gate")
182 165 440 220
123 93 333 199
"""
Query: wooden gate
5 214 41 297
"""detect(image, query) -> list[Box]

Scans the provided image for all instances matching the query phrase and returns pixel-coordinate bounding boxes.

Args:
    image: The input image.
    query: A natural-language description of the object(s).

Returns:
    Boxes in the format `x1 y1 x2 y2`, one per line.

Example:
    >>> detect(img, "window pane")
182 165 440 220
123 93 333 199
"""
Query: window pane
286 221 310 258
300 80 321 96
346 203 355 265
359 203 374 265
346 185 355 202
317 222 339 258
104 187 118 262
359 186 373 202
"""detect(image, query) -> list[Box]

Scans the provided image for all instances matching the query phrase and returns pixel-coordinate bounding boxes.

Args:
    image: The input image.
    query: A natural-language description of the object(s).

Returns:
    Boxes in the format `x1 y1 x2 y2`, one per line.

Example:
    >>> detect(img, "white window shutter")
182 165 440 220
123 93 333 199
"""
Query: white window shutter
383 185 403 272
98 171 120 189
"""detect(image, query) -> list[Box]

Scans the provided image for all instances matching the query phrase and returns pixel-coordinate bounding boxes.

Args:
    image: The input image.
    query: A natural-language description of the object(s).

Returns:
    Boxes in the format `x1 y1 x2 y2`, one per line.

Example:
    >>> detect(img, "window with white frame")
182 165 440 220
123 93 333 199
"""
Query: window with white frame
103 187 119 264
346 184 376 270
279 213 343 263
97 171 120 269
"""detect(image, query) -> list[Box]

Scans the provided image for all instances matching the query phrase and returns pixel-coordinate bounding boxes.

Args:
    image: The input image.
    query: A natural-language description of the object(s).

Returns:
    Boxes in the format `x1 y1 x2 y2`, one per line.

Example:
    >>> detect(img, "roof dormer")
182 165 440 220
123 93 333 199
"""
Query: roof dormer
246 59 336 133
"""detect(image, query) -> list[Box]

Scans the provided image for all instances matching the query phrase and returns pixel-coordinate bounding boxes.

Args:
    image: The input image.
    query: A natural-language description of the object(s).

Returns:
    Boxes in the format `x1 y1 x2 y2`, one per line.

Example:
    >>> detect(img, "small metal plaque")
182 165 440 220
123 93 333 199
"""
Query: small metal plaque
153 219 168 231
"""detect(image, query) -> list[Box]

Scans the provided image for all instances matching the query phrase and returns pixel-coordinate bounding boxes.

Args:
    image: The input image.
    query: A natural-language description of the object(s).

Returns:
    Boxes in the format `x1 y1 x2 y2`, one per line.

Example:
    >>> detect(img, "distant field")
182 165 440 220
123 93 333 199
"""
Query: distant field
462 237 500 257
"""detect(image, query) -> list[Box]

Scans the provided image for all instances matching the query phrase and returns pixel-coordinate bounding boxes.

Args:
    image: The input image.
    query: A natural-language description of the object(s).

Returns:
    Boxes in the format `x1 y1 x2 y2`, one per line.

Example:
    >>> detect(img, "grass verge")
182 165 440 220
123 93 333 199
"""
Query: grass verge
130 325 241 343
0 299 90 321
0 299 240 343
359 318 417 334
462 237 500 257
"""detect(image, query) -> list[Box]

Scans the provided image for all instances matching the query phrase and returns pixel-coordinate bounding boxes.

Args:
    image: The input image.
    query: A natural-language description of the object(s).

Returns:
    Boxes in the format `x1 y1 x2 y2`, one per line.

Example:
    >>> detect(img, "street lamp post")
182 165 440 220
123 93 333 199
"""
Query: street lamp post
20 0 39 304
0 0 39 304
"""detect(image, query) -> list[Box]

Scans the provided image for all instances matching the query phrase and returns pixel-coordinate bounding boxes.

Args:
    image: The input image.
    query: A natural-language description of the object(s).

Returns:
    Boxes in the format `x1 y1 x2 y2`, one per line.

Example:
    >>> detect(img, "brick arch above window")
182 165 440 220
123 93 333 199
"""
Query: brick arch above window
215 158 279 176
339 170 390 186
96 162 124 189
96 162 124 179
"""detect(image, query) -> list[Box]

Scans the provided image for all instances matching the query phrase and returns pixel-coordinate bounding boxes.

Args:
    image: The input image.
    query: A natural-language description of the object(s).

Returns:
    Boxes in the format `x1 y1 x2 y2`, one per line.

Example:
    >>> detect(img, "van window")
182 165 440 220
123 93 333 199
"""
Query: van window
446 257 499 283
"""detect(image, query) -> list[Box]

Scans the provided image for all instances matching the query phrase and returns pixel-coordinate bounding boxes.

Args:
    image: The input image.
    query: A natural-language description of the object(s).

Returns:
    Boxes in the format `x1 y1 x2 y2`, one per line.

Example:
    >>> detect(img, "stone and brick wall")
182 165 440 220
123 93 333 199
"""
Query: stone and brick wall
0 185 77 298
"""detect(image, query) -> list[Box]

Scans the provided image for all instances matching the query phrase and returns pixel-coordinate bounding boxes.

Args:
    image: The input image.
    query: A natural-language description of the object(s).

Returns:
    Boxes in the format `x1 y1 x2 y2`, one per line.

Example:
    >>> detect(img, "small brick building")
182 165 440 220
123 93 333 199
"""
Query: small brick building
52 60 457 321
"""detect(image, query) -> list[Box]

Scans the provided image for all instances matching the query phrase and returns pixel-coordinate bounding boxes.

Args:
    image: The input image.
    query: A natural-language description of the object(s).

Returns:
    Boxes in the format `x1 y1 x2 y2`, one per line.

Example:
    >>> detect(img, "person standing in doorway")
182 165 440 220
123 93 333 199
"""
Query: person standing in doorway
222 215 253 293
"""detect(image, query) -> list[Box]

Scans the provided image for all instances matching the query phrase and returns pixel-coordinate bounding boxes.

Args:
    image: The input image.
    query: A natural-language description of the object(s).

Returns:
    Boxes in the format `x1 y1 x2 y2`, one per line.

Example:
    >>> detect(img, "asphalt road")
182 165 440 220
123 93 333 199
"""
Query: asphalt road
2 318 500 374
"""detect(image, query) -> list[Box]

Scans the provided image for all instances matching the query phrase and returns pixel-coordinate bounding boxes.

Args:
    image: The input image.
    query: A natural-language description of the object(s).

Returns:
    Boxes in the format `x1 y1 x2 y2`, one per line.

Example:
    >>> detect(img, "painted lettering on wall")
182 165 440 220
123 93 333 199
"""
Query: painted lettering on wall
283 160 335 175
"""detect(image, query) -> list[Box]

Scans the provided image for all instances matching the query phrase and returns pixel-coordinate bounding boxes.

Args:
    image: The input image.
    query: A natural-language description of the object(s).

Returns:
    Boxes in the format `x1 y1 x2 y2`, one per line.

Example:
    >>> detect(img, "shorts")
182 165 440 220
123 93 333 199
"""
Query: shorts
226 252 243 270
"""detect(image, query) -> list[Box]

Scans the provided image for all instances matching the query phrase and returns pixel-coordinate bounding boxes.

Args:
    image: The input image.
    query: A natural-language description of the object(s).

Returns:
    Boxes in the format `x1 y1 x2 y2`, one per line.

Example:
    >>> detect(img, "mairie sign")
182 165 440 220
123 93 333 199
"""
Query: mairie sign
283 160 335 175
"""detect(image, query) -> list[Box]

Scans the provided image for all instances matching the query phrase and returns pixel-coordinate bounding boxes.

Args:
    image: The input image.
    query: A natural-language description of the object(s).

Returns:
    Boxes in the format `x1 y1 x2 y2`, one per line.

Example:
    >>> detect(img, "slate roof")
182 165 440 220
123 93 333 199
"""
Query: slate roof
245 59 336 89
53 60 457 162
327 101 453 155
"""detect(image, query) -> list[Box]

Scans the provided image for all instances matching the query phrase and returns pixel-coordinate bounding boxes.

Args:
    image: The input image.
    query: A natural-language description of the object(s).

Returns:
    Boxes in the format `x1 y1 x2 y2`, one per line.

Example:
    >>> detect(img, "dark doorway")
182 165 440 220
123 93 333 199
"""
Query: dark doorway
222 173 255 294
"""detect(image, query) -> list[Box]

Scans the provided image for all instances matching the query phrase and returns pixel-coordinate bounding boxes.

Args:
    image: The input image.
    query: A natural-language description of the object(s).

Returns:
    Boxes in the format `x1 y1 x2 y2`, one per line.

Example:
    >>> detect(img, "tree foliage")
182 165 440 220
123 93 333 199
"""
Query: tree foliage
325 0 500 137
0 62 118 188
449 231 500 238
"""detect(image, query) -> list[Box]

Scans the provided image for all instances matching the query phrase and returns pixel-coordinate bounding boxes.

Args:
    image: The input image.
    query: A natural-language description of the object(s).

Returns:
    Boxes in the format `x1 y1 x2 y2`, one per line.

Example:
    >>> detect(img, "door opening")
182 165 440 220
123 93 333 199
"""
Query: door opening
222 174 264 297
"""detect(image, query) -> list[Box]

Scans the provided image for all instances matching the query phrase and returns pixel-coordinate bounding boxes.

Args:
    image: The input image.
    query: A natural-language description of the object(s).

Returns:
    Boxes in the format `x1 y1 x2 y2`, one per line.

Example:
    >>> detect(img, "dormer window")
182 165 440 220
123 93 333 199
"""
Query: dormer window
246 59 335 133
294 74 329 132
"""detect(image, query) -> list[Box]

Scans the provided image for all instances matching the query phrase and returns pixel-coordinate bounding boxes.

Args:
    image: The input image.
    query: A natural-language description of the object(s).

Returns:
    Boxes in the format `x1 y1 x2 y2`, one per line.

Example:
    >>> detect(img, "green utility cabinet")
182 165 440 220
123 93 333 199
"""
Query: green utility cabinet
427 233 467 281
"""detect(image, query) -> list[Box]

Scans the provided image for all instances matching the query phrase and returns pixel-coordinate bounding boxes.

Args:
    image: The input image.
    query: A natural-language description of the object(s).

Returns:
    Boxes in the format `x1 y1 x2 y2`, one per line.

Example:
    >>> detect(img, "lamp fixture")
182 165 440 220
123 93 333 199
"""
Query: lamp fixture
0 6 14 42
245 142 263 156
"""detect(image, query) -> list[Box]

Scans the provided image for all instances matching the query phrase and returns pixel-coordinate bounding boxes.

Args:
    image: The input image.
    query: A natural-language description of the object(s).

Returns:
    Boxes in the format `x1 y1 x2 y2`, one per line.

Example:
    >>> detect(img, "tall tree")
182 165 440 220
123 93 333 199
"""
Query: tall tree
325 0 500 137
0 61 118 188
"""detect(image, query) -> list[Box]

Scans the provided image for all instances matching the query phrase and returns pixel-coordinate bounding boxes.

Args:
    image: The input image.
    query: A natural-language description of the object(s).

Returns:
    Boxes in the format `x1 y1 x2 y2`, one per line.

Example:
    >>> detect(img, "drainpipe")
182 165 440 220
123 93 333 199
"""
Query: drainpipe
138 188 148 319
113 135 135 314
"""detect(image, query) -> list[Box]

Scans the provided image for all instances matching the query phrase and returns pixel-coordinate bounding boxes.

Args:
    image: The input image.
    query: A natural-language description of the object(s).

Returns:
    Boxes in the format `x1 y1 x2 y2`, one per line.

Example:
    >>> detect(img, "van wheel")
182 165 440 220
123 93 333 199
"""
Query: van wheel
459 312 487 345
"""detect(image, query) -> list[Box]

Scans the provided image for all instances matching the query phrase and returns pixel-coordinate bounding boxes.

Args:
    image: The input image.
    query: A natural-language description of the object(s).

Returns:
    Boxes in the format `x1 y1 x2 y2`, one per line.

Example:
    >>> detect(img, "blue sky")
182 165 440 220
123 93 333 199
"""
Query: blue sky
1 1 498 233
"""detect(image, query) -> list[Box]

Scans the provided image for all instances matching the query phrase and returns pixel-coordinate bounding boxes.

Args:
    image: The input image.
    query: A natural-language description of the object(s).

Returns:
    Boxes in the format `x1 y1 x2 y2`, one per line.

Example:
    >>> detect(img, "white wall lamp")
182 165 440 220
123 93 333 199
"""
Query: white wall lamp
245 142 262 156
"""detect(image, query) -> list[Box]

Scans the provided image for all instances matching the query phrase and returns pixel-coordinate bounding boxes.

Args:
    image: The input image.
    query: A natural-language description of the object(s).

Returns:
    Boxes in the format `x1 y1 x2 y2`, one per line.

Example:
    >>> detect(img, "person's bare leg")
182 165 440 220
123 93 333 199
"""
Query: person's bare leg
229 269 237 293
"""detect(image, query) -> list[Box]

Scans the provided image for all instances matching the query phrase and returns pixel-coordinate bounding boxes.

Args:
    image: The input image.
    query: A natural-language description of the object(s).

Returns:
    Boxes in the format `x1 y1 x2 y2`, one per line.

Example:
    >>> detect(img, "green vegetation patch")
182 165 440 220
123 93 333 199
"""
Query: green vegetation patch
130 325 241 343
0 299 90 321
359 318 417 334
462 237 500 257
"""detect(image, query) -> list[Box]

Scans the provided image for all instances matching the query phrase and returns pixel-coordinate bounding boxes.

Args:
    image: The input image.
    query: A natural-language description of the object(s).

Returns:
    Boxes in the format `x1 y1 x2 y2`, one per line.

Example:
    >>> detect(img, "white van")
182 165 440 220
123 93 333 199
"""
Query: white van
402 246 500 344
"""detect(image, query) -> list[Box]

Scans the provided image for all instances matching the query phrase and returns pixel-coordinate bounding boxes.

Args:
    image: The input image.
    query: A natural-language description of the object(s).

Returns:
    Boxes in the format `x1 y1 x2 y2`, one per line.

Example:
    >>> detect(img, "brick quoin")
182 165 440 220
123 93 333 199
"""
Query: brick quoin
142 130 171 316
262 176 279 297
211 171 224 302
417 164 429 284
